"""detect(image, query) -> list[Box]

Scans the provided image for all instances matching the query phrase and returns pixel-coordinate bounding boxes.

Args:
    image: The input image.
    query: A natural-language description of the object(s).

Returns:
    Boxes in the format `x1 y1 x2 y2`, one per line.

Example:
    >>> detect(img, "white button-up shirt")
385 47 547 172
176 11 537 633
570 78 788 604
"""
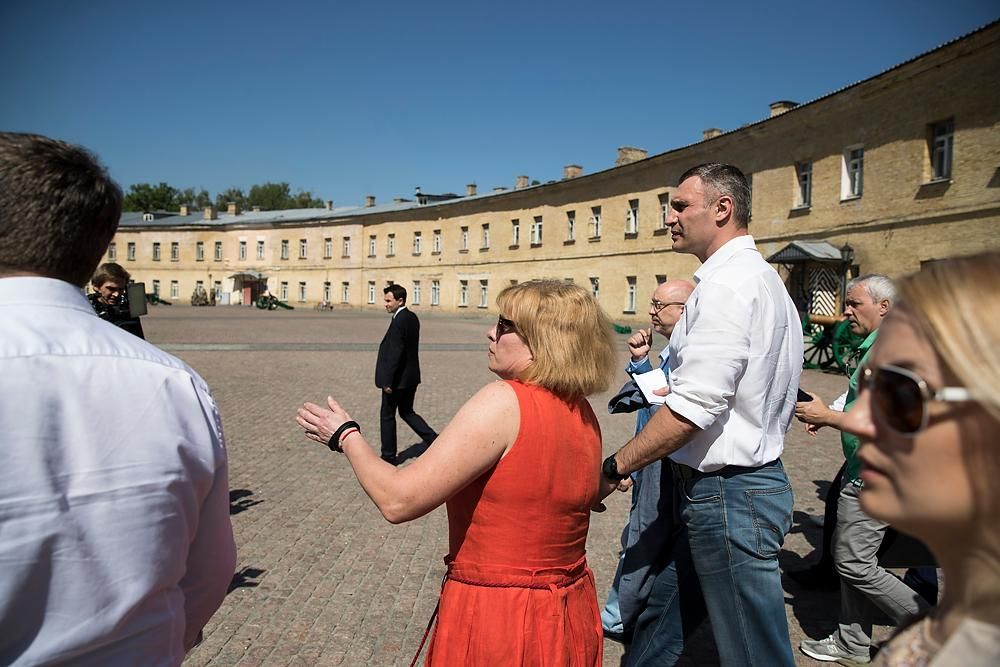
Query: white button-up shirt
0 277 236 666
665 236 803 472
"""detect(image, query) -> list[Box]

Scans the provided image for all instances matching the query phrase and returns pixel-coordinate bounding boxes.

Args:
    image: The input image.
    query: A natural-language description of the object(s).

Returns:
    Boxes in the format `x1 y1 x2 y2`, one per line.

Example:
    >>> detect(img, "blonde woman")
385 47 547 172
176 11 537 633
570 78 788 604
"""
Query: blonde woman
297 280 618 666
841 251 1000 665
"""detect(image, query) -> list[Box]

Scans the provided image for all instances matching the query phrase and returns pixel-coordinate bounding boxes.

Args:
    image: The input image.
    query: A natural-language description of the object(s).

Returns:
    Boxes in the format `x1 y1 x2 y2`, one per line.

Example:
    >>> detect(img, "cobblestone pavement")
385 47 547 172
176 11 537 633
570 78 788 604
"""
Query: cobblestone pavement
143 305 883 666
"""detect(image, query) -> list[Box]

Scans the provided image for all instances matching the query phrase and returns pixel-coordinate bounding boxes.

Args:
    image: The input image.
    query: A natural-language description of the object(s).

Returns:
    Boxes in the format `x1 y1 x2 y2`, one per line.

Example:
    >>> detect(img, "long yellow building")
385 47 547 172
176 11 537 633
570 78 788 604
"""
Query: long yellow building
108 22 1000 321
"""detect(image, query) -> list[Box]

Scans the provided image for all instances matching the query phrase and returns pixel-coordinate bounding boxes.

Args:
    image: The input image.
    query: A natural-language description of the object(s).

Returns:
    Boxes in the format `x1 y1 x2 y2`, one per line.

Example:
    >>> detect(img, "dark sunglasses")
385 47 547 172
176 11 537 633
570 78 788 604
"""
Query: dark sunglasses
496 315 518 339
860 364 972 435
650 299 685 313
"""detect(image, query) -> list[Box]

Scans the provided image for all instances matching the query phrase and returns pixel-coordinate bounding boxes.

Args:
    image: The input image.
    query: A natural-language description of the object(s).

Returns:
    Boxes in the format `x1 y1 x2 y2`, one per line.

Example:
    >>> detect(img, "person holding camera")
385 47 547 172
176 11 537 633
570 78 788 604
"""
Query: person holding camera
89 261 145 338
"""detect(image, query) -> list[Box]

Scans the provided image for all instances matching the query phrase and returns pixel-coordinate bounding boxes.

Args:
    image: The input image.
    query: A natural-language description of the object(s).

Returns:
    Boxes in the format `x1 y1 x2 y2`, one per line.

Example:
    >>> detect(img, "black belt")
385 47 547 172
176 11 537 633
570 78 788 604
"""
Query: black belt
669 458 782 480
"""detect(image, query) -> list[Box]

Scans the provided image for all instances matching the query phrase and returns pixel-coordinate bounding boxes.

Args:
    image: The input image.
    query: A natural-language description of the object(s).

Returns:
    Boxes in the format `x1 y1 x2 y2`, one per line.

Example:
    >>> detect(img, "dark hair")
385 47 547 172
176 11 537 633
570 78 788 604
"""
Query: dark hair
678 163 751 228
91 262 131 288
0 132 123 286
384 284 407 302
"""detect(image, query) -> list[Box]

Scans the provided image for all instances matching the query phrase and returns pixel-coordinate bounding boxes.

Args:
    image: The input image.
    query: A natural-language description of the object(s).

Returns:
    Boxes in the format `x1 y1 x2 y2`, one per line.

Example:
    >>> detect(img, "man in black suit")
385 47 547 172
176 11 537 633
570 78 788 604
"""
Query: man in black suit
375 284 437 465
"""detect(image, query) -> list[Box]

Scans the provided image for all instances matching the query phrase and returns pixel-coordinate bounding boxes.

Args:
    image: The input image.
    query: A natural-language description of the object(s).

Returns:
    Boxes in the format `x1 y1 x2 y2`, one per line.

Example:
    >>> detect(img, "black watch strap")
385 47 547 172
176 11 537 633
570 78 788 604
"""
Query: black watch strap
602 454 627 482
328 420 361 452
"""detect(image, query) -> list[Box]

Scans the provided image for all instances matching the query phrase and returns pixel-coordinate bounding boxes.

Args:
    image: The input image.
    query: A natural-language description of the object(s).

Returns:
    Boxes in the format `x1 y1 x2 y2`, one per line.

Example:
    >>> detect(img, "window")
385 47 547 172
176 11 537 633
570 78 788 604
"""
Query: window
481 224 490 250
341 282 350 304
656 274 667 285
256 240 265 260
152 242 161 261
342 236 351 258
431 280 441 306
107 242 116 260
842 147 864 199
625 276 637 313
196 280 204 291
281 239 289 259
795 162 812 208
459 280 468 307
412 280 421 305
413 232 422 255
626 199 639 235
387 234 396 256
280 281 288 301
170 280 178 299
214 241 223 261
460 227 469 251
127 242 136 261
170 242 179 261
590 277 599 301
566 211 575 241
323 281 331 302
299 239 308 259
152 279 160 296
530 216 543 246
510 219 520 247
195 241 204 261
929 119 954 181
298 282 307 302
432 229 442 253
368 235 377 257
589 206 602 238
658 194 670 229
213 281 222 301
324 237 333 259
367 281 376 304
239 240 247 260
478 280 488 308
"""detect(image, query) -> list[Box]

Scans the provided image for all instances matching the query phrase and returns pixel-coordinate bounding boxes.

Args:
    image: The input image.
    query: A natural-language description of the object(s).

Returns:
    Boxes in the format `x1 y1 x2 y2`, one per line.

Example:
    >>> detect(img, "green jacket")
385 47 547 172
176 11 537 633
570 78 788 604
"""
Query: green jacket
842 329 879 482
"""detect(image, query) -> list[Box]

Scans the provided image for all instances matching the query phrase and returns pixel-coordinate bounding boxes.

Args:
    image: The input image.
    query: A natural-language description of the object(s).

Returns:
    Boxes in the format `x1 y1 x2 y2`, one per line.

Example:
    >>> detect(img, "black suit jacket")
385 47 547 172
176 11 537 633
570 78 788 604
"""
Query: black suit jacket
375 307 422 390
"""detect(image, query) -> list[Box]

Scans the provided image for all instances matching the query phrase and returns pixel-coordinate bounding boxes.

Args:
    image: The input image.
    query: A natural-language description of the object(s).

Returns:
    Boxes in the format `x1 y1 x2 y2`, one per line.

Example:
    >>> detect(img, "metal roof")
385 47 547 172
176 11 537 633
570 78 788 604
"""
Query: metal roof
766 241 846 264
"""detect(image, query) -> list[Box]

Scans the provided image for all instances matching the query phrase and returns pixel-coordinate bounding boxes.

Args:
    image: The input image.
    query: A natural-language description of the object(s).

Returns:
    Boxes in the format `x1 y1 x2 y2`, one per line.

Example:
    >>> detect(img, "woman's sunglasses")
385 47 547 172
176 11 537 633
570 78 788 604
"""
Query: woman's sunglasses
496 315 518 339
860 364 972 435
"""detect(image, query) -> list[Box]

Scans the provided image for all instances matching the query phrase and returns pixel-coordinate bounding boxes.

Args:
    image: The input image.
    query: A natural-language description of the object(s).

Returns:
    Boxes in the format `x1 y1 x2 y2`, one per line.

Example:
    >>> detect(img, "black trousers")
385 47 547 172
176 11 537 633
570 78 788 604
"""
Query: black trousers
379 386 437 459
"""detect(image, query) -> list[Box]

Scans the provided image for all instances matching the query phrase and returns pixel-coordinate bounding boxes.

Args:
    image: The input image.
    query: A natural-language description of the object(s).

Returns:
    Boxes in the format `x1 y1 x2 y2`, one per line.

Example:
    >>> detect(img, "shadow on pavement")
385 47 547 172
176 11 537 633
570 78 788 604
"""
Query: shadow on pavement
229 489 263 515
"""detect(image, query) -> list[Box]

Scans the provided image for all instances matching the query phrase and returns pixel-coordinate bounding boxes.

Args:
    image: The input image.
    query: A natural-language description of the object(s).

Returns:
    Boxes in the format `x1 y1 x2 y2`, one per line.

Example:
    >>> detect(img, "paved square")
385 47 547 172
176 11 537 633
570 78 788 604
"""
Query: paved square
149 306 872 666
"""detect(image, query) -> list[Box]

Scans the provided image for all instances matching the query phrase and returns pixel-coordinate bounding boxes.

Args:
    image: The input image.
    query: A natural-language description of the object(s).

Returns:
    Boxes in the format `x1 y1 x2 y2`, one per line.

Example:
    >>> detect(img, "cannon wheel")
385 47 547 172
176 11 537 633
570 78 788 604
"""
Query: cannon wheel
832 319 865 374
802 315 835 370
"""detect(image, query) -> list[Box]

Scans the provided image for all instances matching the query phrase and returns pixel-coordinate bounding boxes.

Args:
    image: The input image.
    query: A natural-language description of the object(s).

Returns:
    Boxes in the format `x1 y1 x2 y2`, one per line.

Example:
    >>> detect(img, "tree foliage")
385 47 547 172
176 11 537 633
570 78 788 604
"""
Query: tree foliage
122 181 326 213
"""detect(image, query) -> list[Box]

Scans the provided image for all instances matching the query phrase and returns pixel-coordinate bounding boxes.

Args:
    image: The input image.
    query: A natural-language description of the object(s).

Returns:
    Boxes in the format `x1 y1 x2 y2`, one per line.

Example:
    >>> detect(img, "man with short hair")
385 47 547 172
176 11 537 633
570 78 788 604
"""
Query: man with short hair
602 279 695 642
0 132 235 665
375 284 437 465
599 163 803 666
88 261 145 338
796 275 930 664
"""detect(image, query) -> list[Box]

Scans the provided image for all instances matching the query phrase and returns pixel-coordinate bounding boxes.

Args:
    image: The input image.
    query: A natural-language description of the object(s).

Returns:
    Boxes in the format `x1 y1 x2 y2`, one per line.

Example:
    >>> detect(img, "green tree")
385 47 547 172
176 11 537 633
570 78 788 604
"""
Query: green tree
122 182 180 212
214 187 248 212
248 182 293 211
178 187 212 209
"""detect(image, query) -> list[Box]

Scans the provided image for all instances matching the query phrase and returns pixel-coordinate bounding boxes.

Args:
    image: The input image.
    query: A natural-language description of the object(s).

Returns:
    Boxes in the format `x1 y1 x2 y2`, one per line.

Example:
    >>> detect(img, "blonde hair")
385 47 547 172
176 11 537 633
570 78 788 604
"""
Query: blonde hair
898 252 1000 423
496 280 617 400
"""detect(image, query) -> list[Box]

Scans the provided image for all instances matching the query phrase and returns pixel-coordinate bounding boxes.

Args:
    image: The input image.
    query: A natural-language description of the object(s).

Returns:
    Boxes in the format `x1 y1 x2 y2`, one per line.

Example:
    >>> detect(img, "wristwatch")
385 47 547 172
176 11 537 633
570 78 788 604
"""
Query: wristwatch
602 454 627 482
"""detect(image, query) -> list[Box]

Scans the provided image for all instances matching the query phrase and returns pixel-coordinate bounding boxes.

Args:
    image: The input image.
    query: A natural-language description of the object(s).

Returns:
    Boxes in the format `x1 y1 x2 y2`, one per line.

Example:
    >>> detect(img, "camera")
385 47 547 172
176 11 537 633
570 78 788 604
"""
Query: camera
89 282 147 339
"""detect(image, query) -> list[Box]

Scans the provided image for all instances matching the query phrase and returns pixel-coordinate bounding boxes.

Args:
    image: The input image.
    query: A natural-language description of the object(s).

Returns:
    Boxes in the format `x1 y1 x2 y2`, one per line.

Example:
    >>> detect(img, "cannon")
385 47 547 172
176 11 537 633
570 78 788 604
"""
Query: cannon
801 313 865 373
255 294 294 310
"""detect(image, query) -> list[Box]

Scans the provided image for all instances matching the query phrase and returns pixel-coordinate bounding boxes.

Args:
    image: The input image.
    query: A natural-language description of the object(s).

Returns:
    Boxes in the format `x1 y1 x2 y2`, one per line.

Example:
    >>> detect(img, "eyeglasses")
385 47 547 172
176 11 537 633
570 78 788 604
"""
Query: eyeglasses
860 364 973 435
496 315 518 339
650 300 685 313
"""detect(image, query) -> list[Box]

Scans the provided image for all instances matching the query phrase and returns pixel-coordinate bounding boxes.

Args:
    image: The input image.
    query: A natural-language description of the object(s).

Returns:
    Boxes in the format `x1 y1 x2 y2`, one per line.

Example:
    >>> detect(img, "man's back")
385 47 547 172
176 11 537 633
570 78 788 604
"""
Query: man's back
0 278 235 666
376 307 421 389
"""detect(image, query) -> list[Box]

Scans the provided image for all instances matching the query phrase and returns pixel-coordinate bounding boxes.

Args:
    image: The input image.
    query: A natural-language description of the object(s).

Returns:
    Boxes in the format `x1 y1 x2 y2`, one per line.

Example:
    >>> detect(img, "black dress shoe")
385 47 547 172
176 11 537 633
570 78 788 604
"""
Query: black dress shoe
787 564 840 591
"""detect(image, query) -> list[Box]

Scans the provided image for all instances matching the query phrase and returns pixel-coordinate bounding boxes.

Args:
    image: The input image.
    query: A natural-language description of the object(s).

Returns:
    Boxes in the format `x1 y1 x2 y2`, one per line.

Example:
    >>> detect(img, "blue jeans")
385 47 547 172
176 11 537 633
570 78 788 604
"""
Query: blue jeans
627 460 795 667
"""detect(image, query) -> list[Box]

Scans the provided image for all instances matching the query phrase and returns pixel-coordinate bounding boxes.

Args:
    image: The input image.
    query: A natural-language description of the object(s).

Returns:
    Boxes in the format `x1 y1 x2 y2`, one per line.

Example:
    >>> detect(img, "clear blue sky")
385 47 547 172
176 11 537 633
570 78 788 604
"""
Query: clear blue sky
2 0 996 206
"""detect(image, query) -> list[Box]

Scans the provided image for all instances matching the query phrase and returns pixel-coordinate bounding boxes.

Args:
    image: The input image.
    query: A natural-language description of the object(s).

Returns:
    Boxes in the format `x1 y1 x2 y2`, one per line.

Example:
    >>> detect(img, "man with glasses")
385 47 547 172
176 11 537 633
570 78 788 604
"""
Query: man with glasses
376 284 438 465
795 275 930 664
598 164 803 666
602 279 694 643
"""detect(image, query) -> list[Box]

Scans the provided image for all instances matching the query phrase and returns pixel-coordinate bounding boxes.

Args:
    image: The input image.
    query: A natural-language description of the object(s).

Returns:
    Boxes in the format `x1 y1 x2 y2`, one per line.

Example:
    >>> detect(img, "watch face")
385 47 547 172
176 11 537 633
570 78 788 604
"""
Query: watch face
602 455 623 480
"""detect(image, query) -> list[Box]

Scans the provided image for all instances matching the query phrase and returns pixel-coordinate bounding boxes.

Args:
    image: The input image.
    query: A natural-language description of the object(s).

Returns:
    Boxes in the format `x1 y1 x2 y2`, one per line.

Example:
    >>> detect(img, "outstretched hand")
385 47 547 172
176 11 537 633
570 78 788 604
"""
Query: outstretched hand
296 396 354 447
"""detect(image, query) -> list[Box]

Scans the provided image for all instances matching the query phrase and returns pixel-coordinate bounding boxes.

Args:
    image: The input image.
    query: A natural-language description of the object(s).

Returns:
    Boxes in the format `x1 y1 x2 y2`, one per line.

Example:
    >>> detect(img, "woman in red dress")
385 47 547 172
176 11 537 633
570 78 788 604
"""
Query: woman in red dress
297 280 618 666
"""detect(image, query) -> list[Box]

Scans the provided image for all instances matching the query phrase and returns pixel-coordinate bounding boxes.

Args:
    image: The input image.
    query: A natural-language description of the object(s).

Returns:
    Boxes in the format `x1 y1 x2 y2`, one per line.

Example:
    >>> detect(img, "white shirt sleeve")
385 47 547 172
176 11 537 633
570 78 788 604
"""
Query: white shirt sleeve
830 390 848 412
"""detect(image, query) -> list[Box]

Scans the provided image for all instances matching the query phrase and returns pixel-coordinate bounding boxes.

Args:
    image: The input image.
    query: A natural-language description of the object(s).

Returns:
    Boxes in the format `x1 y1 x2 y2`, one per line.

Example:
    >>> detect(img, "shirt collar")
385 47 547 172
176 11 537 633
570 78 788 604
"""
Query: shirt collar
392 305 407 319
693 235 758 284
859 328 879 352
0 276 95 314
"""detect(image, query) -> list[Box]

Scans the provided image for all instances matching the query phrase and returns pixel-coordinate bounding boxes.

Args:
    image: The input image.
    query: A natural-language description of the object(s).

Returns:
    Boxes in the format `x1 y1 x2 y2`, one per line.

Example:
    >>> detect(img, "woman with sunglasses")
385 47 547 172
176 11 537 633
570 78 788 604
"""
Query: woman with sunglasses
297 280 618 666
841 251 1000 665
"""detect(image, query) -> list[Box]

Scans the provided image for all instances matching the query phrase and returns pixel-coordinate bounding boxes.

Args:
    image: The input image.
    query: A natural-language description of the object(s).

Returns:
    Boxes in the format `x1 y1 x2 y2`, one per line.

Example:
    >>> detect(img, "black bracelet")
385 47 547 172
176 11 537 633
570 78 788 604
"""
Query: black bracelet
327 420 361 453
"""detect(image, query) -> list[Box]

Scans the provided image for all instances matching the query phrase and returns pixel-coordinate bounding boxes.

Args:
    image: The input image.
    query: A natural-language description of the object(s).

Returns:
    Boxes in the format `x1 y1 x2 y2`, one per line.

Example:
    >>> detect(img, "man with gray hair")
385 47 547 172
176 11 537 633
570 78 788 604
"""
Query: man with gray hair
0 133 235 665
795 274 930 664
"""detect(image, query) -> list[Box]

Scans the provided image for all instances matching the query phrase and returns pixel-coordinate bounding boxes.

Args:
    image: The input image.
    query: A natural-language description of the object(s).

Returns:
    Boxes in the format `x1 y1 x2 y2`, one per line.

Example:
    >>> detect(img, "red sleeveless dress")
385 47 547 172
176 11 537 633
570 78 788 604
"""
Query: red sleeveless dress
424 380 604 666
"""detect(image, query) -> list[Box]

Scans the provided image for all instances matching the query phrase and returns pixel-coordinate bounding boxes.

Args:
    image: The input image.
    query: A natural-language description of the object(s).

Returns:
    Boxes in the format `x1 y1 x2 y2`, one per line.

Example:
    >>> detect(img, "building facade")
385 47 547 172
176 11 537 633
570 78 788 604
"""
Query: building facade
107 22 1000 321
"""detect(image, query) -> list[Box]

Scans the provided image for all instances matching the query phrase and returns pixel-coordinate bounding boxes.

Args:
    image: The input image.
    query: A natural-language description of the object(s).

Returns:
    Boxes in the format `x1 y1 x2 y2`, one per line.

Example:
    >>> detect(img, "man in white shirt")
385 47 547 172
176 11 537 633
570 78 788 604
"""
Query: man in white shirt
0 132 236 666
599 164 803 666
